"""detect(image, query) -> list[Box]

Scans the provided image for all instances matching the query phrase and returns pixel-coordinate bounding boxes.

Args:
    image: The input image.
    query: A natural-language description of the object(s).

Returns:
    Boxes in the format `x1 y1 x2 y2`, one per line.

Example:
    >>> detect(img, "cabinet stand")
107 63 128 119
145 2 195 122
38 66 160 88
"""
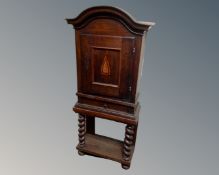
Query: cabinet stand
76 120 137 169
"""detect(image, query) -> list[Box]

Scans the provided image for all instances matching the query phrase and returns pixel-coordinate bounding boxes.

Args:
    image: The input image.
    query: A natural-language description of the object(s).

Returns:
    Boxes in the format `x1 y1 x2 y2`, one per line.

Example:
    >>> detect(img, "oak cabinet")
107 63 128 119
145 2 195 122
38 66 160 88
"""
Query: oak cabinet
66 6 154 169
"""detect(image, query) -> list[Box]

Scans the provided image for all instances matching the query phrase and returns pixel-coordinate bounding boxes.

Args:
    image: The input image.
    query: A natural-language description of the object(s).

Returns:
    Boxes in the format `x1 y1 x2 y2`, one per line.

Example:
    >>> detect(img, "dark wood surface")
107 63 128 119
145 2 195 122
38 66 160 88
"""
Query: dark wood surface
77 134 133 166
66 6 154 170
73 102 140 125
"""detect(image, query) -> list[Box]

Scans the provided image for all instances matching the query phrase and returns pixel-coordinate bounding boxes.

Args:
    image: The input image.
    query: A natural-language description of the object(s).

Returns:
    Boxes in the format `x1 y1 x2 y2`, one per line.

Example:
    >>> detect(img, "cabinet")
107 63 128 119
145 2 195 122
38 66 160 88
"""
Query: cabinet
66 6 154 169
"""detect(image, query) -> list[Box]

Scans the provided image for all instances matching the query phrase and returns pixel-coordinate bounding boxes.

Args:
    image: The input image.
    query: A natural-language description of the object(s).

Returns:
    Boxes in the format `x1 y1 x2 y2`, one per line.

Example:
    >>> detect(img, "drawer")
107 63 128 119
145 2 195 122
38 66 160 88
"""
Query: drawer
78 96 135 114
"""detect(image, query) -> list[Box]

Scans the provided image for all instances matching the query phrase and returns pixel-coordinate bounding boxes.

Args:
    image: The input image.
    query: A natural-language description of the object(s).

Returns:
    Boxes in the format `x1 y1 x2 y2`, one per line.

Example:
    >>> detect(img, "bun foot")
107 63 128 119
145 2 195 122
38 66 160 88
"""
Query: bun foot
78 151 85 156
121 164 130 170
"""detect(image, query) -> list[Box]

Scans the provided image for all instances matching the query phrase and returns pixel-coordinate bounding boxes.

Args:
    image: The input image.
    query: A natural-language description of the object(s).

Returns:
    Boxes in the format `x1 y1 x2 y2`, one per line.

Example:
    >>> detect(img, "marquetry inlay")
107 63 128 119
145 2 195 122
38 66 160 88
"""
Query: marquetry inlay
101 54 111 76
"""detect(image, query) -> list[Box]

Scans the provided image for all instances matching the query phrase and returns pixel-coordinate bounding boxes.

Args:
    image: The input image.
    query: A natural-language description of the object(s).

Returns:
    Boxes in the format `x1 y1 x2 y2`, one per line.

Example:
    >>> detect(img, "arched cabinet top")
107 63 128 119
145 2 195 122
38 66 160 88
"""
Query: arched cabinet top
66 6 155 35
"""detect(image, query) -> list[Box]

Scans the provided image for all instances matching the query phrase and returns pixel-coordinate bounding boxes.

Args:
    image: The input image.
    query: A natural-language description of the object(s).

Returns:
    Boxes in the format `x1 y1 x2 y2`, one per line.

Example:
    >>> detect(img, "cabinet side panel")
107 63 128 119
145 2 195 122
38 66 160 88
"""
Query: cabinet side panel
135 34 146 101
75 30 82 92
129 36 144 103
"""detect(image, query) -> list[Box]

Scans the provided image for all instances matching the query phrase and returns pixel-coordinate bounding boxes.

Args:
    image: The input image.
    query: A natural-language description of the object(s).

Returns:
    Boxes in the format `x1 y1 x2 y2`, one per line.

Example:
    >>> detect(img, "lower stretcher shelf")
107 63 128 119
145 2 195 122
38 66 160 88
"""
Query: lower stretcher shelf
76 133 133 166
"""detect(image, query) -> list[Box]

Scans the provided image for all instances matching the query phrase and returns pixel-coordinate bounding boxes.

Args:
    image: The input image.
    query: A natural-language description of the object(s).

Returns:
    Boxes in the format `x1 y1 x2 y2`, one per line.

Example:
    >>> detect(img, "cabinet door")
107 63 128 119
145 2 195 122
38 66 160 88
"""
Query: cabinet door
80 34 135 99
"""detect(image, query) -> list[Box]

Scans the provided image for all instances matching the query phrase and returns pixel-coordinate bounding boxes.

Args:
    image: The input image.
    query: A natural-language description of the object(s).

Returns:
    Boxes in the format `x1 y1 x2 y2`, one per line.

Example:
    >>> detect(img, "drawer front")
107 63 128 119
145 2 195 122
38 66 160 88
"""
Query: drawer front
78 96 135 114
80 34 135 99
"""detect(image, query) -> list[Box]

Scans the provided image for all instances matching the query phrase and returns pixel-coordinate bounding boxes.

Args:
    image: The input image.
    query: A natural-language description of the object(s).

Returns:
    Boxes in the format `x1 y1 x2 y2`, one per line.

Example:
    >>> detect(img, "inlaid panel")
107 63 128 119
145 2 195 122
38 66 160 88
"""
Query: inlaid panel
92 47 121 87
80 33 135 98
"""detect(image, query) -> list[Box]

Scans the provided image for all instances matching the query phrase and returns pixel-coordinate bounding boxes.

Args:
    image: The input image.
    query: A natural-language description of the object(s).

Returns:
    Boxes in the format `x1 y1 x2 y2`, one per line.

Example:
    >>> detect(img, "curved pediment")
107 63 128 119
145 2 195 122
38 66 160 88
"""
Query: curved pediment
66 6 155 35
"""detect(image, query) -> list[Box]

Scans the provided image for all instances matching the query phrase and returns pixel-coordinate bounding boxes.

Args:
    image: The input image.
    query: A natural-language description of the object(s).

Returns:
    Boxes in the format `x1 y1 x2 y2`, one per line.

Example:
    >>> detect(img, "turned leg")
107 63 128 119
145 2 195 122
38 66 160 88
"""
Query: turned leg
78 114 86 147
123 125 135 164
121 164 130 170
133 124 138 146
78 150 85 156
